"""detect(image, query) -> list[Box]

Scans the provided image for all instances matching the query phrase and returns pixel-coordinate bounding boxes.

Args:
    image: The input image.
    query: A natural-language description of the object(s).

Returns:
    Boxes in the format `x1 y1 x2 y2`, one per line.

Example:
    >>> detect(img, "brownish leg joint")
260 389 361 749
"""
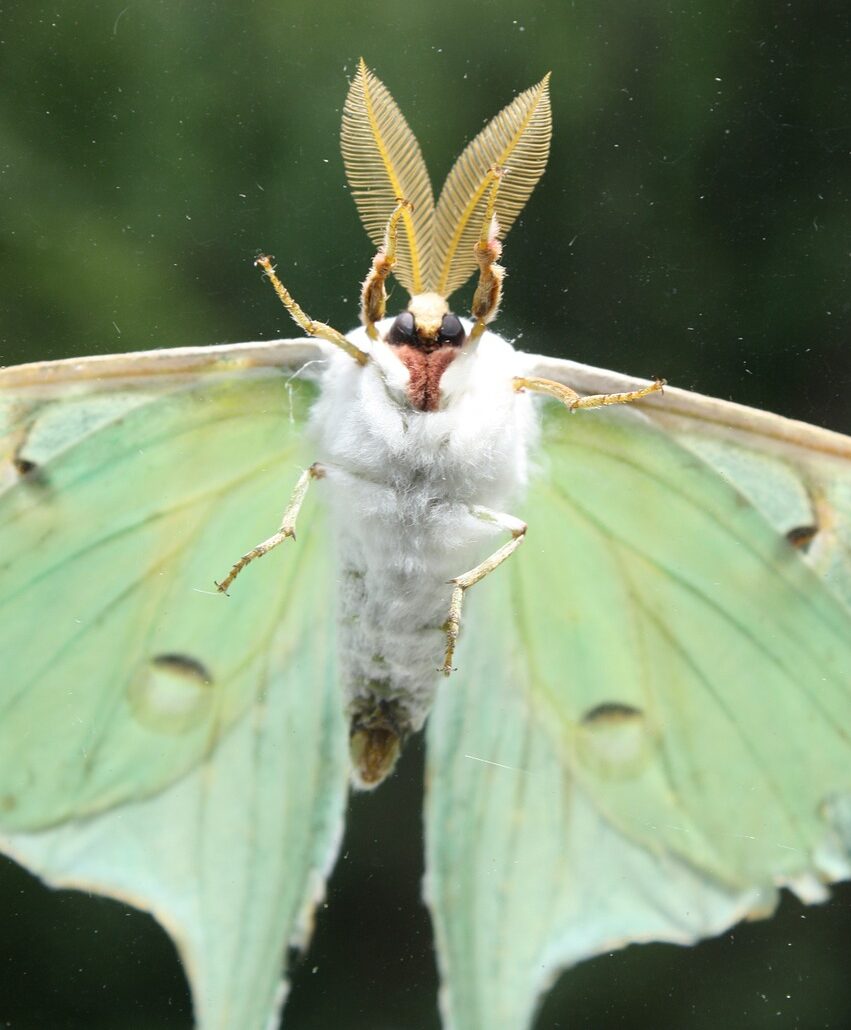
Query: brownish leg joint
470 168 505 342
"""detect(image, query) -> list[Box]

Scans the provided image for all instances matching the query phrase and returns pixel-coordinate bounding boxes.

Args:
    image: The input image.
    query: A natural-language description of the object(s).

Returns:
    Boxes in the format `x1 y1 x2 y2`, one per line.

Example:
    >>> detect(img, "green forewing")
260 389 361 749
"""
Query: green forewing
0 371 326 830
427 400 851 1030
678 430 851 613
0 357 349 1027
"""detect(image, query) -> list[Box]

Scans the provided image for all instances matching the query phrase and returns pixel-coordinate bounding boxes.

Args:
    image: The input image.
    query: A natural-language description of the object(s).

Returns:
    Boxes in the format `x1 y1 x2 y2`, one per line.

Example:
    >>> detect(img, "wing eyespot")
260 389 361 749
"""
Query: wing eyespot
576 702 651 780
11 444 49 487
13 455 37 475
7 453 50 492
580 702 643 725
127 653 215 736
151 653 214 684
786 525 818 552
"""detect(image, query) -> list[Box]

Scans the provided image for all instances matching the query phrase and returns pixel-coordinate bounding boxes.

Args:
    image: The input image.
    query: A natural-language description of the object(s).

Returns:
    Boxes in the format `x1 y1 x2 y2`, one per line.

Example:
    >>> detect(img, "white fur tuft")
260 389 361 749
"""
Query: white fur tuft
309 322 539 742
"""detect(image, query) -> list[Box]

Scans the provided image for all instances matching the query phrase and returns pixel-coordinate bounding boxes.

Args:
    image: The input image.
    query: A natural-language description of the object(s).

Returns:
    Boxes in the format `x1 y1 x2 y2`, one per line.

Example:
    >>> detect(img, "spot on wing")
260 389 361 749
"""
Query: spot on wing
786 524 818 551
8 443 50 488
581 701 643 724
576 702 651 779
13 455 37 475
127 653 214 735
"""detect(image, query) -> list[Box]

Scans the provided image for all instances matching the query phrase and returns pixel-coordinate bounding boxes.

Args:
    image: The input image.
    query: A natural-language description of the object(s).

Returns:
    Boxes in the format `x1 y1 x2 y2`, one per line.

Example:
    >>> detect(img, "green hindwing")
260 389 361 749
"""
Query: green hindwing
426 394 851 1030
0 350 348 1027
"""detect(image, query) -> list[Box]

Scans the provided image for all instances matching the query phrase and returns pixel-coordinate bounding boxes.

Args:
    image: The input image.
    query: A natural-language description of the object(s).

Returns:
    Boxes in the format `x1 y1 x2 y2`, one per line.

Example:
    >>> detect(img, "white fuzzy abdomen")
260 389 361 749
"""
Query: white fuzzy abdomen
309 326 538 779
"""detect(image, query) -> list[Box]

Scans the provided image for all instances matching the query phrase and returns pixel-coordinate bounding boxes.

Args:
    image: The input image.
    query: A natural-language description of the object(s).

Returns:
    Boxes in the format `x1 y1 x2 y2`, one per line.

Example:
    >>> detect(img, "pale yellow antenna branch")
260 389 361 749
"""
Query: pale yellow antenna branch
430 74 552 299
341 60 435 297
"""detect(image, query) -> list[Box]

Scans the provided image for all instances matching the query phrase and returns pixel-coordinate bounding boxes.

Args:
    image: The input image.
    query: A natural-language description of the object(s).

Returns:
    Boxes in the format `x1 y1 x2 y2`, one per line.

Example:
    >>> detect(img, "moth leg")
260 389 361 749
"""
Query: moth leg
442 506 527 676
216 463 325 594
360 198 412 340
513 375 666 410
255 255 368 366
469 168 505 343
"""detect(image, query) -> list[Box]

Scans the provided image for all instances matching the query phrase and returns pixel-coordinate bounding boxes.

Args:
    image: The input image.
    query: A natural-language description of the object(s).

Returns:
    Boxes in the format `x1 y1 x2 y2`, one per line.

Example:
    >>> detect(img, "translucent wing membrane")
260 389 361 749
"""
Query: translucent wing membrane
430 75 552 297
0 343 348 1028
4 549 346 1029
527 355 851 615
0 363 312 829
342 59 435 295
427 363 851 1029
426 627 776 1030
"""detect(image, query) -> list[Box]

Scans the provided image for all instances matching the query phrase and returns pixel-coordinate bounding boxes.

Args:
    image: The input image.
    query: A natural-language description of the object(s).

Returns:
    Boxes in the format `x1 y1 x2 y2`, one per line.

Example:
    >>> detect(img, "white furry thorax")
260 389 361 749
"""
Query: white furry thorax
308 320 539 784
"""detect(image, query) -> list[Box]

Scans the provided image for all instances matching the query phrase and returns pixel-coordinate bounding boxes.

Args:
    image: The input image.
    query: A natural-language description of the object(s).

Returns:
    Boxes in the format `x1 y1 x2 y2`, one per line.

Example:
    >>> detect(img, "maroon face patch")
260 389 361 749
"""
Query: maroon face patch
386 310 467 411
392 345 459 411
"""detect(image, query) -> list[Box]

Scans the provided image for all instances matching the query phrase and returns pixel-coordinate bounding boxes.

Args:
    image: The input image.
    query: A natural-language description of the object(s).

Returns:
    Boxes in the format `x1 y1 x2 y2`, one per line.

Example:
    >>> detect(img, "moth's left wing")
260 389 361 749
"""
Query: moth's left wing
426 352 851 1029
0 341 349 1028
526 353 851 610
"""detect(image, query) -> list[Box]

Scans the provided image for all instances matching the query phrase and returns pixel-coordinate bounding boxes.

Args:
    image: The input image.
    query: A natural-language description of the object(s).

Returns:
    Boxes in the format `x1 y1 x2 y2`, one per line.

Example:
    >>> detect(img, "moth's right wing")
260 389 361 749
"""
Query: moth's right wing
0 339 342 831
0 339 349 1029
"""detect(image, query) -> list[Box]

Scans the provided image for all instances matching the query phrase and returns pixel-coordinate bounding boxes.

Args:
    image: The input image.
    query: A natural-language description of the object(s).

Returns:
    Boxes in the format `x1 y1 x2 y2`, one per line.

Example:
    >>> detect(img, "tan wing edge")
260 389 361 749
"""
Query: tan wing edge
0 339 326 389
521 353 851 462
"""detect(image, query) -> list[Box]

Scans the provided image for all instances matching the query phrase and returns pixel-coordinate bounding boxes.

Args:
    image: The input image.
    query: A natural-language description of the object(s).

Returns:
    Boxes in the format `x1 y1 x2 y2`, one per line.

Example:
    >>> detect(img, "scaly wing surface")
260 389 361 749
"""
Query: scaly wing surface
426 358 851 1029
0 340 349 1028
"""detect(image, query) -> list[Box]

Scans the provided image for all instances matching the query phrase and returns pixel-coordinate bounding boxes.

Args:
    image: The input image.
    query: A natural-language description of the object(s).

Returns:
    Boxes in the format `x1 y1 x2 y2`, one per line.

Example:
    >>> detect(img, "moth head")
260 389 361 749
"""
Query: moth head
387 293 467 351
375 296 468 412
341 62 551 409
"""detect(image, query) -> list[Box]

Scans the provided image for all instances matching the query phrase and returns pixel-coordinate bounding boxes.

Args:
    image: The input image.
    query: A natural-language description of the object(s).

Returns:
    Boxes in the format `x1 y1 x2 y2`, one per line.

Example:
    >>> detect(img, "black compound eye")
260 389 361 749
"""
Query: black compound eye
388 310 416 344
438 313 465 346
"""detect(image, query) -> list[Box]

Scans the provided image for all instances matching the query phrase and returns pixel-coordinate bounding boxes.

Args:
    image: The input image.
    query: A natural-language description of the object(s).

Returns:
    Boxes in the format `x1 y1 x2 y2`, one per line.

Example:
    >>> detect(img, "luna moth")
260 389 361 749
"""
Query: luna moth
1 58 849 1029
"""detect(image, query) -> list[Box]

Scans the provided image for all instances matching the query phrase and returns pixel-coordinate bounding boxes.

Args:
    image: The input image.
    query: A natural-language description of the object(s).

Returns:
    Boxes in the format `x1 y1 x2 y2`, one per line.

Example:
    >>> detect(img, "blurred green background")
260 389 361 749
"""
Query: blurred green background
1 0 850 1027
